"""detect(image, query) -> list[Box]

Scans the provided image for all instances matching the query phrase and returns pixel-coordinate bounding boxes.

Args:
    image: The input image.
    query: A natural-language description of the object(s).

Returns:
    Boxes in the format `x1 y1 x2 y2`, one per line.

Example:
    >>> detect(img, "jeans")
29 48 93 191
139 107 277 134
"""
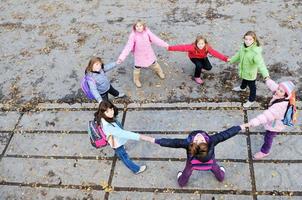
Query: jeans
101 85 119 101
178 159 225 187
240 79 256 102
260 130 277 154
190 57 213 78
114 145 140 173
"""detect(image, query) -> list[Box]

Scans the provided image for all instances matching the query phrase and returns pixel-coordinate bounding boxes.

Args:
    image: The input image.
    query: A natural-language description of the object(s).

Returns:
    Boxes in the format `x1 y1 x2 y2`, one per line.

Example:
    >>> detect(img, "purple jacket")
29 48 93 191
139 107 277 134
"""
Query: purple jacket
155 126 241 165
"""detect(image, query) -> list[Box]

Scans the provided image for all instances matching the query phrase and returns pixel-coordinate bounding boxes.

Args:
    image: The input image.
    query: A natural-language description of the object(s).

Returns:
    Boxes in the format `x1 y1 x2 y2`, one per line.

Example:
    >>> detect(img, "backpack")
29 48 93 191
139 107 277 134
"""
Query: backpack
87 120 123 148
87 120 107 148
282 92 298 127
81 75 95 100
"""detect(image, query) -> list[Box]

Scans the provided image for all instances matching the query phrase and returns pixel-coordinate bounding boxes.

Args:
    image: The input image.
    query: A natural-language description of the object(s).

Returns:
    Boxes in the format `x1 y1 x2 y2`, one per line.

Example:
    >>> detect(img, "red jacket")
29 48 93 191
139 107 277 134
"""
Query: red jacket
168 44 228 62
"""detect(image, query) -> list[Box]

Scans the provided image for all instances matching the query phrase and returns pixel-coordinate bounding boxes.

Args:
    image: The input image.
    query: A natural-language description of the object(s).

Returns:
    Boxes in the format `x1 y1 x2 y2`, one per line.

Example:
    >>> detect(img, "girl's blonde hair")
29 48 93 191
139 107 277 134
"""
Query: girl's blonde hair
132 20 146 31
85 57 103 74
243 31 260 46
194 35 208 51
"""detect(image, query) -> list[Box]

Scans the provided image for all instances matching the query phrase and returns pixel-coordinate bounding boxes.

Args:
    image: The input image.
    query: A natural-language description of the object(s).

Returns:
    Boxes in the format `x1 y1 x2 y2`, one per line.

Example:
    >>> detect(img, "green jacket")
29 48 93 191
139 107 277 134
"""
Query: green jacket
230 43 269 80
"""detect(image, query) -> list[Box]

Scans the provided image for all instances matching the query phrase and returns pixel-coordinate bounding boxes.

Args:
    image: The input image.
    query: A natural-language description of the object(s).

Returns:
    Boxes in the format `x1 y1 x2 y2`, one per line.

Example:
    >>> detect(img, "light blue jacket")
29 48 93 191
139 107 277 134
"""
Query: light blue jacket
101 118 140 148
87 62 117 102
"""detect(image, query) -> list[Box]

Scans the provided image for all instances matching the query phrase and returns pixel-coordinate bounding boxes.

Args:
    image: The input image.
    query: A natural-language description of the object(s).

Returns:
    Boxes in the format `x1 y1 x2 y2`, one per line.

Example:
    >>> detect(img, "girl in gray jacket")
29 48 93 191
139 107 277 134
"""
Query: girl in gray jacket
85 57 125 103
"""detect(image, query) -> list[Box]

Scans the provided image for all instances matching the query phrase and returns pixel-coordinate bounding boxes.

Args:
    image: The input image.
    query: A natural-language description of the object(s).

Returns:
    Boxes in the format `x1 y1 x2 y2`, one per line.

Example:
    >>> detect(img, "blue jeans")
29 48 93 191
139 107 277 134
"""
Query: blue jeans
114 145 140 173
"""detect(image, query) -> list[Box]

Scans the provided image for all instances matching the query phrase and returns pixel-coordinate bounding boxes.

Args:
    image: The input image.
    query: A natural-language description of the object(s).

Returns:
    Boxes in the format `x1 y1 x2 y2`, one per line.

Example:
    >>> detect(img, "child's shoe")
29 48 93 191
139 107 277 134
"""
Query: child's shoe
253 151 269 160
232 86 246 92
115 93 125 99
243 101 255 108
135 165 147 174
220 166 225 173
151 62 165 79
194 77 204 84
177 171 183 179
133 69 142 88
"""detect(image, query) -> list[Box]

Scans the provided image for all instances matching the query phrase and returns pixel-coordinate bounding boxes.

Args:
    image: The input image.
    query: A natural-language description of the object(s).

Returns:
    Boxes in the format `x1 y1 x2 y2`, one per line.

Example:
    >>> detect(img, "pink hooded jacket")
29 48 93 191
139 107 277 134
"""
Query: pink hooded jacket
118 28 168 68
249 79 289 132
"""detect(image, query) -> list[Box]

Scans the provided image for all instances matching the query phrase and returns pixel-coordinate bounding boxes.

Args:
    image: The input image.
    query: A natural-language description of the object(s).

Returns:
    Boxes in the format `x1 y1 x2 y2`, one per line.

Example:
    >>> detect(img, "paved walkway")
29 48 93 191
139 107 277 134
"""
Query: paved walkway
0 102 301 200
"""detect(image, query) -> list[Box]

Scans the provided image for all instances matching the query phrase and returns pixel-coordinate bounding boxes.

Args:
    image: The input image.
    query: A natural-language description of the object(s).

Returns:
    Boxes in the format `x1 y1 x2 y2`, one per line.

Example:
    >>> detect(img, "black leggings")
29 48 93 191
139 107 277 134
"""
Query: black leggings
240 79 256 102
190 57 213 78
101 85 119 101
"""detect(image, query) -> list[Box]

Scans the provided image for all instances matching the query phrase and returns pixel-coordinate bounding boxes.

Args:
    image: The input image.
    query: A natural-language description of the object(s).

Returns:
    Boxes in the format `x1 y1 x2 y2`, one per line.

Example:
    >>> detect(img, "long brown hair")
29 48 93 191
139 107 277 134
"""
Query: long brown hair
94 101 119 125
189 142 209 161
85 57 104 74
243 31 260 46
194 35 208 51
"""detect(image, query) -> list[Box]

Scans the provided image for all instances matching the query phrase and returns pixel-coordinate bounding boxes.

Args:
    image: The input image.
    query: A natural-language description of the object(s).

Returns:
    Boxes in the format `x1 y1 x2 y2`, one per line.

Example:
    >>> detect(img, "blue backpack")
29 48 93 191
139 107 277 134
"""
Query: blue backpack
81 75 95 100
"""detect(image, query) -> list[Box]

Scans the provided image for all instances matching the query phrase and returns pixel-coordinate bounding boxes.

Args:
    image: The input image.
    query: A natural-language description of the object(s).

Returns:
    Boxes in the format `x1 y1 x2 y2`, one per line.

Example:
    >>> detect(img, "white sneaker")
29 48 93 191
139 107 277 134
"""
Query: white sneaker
220 166 225 173
177 171 182 179
243 101 255 108
232 86 246 92
135 165 147 174
115 93 125 99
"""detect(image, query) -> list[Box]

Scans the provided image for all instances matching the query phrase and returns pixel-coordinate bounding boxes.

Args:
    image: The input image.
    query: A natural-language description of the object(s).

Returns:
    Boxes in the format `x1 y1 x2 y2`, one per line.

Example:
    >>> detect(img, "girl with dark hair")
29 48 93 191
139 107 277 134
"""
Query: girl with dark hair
168 35 228 84
95 101 155 174
155 124 247 187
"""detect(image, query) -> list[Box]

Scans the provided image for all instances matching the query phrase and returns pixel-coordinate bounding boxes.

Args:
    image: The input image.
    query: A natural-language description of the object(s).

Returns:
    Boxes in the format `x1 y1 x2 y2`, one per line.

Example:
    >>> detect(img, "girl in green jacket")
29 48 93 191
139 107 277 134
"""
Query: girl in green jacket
228 31 269 108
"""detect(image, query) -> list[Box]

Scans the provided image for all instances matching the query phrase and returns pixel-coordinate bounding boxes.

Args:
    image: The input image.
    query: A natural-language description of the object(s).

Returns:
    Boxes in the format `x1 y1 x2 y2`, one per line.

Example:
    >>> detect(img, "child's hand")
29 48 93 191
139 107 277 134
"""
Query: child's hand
165 46 169 50
240 123 250 132
140 134 155 143
227 58 230 62
116 59 122 65
264 76 270 81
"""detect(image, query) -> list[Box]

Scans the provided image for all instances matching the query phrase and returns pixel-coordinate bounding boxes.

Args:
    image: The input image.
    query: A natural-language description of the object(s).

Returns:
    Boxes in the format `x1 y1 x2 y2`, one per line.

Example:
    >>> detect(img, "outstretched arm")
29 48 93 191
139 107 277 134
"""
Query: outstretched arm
118 32 135 63
147 29 169 48
210 125 242 145
140 134 155 143
155 138 189 149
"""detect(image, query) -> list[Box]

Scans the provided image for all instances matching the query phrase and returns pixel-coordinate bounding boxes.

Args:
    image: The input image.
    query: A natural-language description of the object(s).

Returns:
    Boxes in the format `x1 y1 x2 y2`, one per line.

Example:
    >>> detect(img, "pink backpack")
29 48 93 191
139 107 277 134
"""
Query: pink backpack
87 121 107 148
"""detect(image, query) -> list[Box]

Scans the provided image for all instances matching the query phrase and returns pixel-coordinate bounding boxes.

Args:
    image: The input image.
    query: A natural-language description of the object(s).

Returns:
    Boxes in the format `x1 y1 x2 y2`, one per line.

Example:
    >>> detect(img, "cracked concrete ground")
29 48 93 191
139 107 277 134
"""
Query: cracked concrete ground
0 0 301 107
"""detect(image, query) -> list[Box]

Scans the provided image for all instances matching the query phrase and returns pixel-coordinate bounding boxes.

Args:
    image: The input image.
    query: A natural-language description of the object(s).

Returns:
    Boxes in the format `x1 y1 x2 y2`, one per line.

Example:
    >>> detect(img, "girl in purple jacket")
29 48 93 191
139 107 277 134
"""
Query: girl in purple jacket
155 124 246 187
117 20 169 88
246 78 296 159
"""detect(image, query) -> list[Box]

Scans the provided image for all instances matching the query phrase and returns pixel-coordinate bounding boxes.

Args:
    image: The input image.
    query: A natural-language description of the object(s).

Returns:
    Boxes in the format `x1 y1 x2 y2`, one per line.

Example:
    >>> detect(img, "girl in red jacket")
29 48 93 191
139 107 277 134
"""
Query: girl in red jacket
168 36 228 84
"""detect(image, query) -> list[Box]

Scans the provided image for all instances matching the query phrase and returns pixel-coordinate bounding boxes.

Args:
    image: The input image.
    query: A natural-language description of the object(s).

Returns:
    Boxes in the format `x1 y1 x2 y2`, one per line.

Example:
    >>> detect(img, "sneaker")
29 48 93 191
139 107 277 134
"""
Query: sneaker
220 166 225 173
232 86 246 92
253 152 269 160
135 165 147 174
243 101 255 108
177 171 182 179
114 93 125 99
194 77 204 84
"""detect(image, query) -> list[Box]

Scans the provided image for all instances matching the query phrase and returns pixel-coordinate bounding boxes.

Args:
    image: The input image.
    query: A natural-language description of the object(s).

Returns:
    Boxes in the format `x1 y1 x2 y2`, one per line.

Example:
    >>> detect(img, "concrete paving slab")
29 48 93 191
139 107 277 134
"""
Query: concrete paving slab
254 163 302 191
0 112 20 131
36 102 124 110
17 110 122 131
257 196 301 200
250 135 302 160
109 191 201 200
0 185 105 200
126 134 248 159
5 132 114 158
112 160 251 191
127 102 242 109
109 192 254 200
124 110 244 132
0 132 11 155
0 157 112 185
247 110 302 132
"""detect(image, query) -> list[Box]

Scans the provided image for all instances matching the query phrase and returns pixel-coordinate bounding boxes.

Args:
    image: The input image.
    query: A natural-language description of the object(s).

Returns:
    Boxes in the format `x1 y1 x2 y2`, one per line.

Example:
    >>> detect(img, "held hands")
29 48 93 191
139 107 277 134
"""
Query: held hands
226 58 231 62
240 123 250 132
264 76 271 81
140 134 155 143
116 59 122 65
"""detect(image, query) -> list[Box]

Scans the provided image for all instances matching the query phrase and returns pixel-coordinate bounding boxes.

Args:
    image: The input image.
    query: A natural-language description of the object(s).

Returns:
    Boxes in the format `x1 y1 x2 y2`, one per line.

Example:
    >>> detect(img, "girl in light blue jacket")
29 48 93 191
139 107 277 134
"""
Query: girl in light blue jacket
94 101 155 174
85 57 125 103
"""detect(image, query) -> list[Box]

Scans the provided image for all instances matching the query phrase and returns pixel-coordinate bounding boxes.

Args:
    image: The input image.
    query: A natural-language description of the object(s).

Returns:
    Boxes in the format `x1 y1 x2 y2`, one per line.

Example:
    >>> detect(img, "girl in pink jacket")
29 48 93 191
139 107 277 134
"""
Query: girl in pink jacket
247 78 295 159
117 20 169 88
